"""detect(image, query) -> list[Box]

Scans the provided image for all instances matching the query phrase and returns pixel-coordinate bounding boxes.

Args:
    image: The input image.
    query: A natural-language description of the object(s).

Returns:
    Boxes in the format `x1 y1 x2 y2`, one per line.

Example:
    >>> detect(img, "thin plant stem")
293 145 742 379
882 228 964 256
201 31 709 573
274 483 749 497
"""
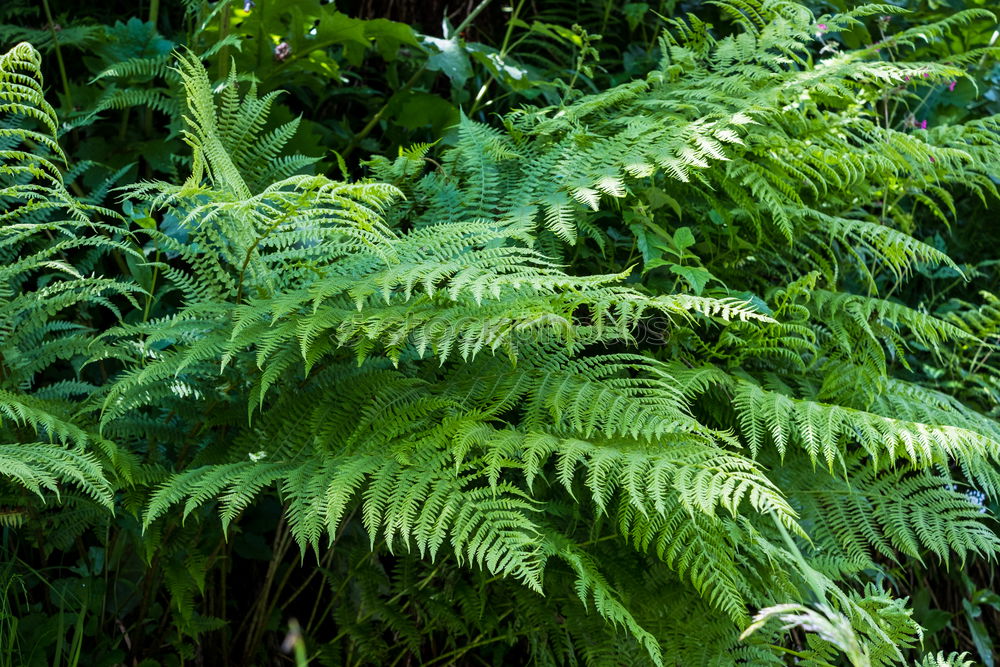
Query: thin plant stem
469 0 526 116
343 0 495 159
217 0 231 80
142 248 161 322
41 0 73 110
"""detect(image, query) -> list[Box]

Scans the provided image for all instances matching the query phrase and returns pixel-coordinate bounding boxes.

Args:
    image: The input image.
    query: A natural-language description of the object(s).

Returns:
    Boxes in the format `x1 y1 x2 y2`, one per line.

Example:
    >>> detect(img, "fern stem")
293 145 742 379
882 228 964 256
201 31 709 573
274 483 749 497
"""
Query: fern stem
142 249 161 322
117 108 131 143
342 0 495 159
421 628 512 667
341 65 425 160
217 0 231 81
765 644 839 667
326 558 447 647
769 512 826 604
279 547 335 610
220 540 231 667
131 549 165 661
236 211 290 302
279 508 352 612
469 0 526 117
561 32 592 105
40 0 73 111
600 0 613 34
452 0 496 37
241 516 293 660
306 538 380 629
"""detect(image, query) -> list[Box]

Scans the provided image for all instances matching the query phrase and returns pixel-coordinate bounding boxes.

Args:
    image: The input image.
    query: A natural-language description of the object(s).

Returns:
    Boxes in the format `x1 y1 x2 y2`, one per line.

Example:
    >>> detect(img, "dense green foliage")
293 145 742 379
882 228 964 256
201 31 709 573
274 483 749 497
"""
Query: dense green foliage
2 0 1000 665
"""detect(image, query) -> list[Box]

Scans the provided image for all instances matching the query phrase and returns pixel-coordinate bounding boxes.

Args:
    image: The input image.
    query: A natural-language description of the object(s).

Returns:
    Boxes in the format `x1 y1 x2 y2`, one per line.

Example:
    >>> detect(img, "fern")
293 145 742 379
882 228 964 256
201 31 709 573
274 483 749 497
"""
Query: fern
0 43 137 508
5 0 1000 662
96 12 1000 660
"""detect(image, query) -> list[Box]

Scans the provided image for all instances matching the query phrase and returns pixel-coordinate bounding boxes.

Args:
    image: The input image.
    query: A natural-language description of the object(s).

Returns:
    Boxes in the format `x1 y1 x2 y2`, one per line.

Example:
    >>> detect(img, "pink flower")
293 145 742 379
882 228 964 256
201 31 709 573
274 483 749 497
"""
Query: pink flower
274 41 291 61
922 72 929 78
930 156 936 163
904 76 910 81
817 23 828 32
919 120 928 130
948 80 957 92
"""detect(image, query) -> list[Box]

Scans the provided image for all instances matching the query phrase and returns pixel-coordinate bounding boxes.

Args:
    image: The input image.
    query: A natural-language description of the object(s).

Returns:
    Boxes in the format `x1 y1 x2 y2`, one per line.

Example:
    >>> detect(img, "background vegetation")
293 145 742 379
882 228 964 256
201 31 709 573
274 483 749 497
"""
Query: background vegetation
1 0 999 664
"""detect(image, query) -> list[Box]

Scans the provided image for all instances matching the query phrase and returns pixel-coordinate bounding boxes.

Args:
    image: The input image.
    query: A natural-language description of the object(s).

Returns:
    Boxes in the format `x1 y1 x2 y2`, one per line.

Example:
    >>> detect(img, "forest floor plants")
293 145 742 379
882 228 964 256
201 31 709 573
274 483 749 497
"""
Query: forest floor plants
1 1 1000 665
